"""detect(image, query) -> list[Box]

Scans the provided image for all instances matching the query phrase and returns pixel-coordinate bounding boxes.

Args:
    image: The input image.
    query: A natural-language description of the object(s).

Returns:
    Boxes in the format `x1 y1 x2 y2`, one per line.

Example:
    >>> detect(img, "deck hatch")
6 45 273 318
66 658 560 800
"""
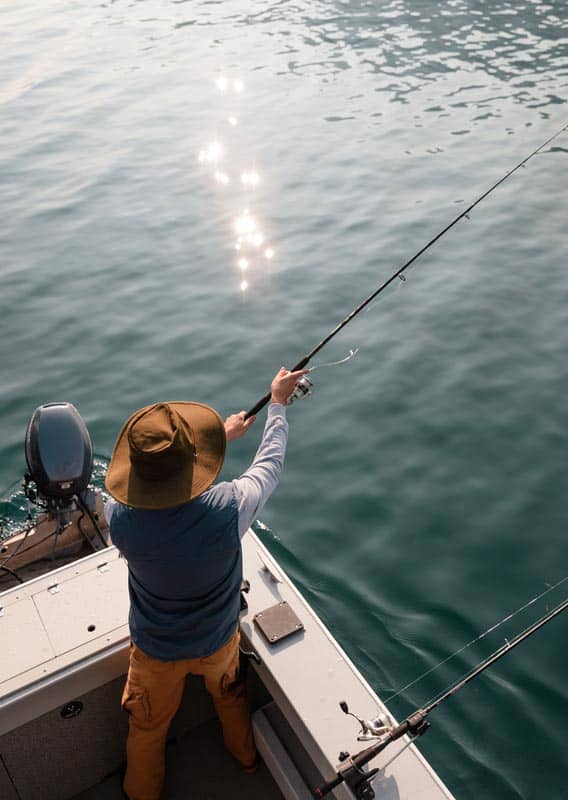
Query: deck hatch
253 601 304 645
0 597 55 680
32 560 129 655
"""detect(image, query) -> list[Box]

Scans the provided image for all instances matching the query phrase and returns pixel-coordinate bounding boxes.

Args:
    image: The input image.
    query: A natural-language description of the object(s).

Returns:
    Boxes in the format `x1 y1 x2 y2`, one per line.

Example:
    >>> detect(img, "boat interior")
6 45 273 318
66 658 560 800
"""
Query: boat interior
0 524 457 800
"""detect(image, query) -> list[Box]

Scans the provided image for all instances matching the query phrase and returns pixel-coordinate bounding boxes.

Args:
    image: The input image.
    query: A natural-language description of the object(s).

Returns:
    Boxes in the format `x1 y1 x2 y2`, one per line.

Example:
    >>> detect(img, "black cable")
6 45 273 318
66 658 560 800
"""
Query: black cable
1 497 107 571
0 520 36 569
4 524 60 560
50 519 62 561
0 564 24 584
77 509 99 553
76 494 108 549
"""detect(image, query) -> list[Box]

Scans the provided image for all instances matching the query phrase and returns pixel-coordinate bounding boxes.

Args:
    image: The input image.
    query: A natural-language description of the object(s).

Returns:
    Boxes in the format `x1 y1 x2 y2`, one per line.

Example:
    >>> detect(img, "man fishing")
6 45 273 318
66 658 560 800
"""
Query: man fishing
104 366 307 800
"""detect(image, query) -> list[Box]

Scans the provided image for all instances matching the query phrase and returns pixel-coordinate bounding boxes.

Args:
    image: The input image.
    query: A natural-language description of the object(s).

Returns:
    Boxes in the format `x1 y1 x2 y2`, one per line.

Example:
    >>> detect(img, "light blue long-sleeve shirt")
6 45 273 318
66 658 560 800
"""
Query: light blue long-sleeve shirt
232 402 288 535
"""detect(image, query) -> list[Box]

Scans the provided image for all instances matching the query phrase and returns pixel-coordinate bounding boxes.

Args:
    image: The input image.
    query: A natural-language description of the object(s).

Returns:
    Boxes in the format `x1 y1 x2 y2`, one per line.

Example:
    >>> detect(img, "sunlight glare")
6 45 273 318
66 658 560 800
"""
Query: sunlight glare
199 77 275 295
234 211 257 236
241 171 260 186
205 141 223 163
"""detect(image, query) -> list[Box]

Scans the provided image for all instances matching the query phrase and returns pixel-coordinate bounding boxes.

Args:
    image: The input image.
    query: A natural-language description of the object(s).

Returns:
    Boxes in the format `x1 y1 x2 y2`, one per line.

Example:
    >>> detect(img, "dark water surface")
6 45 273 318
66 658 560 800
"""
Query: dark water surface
2 1 568 797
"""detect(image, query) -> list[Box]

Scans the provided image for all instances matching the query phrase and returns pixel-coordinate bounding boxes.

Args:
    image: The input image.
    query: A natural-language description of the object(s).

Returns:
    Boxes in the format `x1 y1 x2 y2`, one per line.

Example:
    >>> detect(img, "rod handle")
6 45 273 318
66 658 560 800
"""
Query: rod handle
245 392 271 420
312 773 343 798
311 710 429 798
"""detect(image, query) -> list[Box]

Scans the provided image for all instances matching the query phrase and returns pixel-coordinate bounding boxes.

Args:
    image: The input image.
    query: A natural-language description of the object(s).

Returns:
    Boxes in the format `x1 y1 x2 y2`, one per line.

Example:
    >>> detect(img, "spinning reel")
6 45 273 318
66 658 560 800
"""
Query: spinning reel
329 700 394 800
339 700 392 742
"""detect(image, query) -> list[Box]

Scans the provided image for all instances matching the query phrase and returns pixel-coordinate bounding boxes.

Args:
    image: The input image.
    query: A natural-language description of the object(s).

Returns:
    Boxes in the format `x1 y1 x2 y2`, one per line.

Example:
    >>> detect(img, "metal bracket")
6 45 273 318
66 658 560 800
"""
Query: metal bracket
339 758 379 799
257 549 283 583
240 579 250 611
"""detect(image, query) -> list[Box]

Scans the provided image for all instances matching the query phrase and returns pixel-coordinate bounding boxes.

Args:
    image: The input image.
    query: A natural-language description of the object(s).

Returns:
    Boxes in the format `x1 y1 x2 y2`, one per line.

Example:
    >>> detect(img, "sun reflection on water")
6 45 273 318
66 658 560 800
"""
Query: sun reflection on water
241 171 260 186
197 74 276 294
198 140 223 164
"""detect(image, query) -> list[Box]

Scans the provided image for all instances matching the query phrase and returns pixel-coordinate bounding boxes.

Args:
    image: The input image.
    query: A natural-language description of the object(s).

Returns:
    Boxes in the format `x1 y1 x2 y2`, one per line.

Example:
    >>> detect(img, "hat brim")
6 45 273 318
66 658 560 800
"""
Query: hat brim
105 402 226 510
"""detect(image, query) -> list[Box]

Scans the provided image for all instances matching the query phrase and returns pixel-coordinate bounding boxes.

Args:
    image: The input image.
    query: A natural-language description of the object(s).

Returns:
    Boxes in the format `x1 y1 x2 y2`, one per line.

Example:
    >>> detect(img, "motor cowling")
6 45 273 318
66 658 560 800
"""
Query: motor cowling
25 403 93 504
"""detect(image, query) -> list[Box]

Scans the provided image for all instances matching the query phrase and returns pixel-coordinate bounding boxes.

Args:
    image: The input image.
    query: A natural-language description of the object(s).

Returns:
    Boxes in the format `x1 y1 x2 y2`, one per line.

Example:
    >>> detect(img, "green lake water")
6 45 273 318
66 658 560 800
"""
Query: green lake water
2 1 568 797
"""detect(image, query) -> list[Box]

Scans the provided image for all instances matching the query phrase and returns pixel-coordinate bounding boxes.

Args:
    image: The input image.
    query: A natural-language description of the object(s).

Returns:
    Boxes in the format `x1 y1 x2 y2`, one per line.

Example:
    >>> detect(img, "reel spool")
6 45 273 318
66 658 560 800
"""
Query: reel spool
287 375 314 405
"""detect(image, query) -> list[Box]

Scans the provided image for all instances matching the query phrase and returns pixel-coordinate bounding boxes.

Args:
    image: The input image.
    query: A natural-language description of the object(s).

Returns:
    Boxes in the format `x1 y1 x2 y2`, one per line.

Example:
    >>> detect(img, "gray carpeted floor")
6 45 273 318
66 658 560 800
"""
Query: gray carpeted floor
74 716 284 800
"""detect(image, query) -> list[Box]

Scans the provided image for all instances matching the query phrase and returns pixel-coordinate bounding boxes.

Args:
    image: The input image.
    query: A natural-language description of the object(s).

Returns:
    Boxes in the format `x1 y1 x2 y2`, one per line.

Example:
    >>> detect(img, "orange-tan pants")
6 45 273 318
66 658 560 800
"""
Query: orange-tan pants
121 630 256 800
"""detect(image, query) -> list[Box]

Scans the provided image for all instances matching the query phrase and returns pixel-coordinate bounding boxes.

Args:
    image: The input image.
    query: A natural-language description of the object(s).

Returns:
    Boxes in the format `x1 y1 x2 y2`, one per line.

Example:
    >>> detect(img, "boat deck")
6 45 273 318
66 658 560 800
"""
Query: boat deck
0 530 457 800
74 715 284 800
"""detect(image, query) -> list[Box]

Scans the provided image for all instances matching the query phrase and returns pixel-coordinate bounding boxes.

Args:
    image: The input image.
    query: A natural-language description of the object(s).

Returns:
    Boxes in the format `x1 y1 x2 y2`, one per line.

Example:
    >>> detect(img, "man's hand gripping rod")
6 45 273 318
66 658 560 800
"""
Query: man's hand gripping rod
245 356 311 419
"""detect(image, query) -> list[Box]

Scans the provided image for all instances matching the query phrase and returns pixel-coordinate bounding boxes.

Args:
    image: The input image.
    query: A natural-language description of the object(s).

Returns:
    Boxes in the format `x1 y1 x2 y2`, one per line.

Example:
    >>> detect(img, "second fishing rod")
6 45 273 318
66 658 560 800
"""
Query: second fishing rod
312 592 568 799
245 122 568 419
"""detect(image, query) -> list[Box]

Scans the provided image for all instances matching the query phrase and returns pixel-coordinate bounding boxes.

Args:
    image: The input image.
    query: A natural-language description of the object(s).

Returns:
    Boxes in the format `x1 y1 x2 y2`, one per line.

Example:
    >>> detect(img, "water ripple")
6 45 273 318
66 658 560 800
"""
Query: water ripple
1 2 567 798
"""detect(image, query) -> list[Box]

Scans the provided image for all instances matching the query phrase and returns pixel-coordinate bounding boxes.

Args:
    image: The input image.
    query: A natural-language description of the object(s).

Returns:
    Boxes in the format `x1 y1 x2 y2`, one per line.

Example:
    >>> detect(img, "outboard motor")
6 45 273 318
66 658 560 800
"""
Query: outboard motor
25 403 93 509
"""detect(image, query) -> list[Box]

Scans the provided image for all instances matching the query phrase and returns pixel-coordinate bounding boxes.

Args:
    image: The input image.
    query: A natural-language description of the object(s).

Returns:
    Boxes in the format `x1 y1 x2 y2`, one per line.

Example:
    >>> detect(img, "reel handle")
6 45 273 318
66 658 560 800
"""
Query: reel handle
244 356 311 420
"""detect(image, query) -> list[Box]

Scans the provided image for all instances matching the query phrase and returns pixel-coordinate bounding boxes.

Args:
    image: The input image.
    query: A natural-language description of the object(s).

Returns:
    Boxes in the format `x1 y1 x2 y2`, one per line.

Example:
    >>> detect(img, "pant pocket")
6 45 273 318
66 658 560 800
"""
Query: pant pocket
220 650 242 696
122 688 151 723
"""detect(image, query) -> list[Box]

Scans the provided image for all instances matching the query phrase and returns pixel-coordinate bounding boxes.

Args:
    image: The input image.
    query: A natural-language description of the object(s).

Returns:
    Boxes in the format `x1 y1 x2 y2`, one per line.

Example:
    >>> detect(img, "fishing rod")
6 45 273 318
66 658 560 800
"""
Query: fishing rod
313 594 568 799
245 122 568 419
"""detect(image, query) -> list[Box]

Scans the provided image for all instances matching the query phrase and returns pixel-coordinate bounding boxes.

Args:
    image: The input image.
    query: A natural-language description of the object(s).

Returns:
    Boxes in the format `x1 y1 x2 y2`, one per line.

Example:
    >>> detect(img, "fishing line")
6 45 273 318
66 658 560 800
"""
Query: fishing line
383 571 568 705
246 121 568 418
422 595 568 713
369 737 414 775
307 349 359 372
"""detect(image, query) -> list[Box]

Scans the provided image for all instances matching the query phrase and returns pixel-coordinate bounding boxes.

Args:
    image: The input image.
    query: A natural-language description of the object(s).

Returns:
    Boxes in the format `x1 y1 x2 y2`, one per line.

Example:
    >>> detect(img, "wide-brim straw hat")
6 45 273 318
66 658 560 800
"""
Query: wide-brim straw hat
105 401 226 510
